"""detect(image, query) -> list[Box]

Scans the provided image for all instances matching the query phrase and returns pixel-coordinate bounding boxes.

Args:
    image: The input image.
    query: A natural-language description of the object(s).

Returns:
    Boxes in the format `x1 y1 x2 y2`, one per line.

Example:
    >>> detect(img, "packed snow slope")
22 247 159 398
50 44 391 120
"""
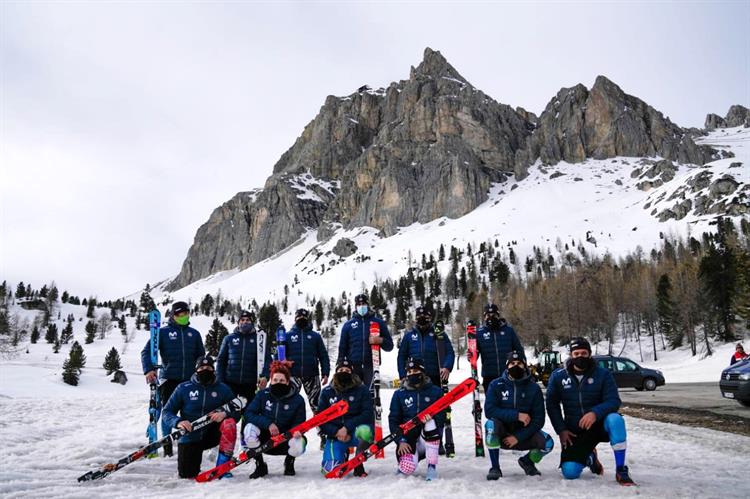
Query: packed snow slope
161 127 749 311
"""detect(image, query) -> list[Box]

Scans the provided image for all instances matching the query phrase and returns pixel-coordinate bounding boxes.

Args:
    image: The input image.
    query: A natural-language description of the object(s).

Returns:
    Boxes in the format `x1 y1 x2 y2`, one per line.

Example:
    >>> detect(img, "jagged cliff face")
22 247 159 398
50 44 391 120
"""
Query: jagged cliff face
168 48 734 291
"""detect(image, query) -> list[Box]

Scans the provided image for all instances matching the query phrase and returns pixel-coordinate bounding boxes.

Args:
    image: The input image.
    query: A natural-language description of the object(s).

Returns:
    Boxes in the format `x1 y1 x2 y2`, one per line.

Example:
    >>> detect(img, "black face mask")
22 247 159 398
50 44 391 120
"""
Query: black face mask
508 366 526 380
196 370 215 386
486 317 500 328
572 356 593 371
407 373 424 386
295 319 309 329
270 383 291 398
334 372 353 385
239 323 255 334
416 316 430 327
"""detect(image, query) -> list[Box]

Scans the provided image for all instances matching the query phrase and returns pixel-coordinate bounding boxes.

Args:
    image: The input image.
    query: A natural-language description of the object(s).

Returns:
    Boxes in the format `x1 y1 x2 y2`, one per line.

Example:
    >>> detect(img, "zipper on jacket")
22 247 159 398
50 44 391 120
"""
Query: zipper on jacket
493 330 500 375
513 380 517 408
239 334 246 383
181 327 186 380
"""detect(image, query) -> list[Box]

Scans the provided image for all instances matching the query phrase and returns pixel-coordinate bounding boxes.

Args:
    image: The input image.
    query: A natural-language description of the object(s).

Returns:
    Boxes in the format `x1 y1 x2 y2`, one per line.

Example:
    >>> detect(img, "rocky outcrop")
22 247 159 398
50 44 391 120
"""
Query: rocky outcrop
515 76 719 178
706 105 750 129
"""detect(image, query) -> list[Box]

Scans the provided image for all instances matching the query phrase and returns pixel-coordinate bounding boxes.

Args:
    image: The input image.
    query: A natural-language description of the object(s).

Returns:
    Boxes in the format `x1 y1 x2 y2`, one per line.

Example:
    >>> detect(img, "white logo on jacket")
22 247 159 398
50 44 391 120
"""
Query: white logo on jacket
482 332 490 340
290 334 298 343
411 334 418 340
562 378 572 388
404 396 414 408
189 390 199 400
232 338 240 345
265 400 273 411
329 397 337 405
501 390 510 400
169 331 178 340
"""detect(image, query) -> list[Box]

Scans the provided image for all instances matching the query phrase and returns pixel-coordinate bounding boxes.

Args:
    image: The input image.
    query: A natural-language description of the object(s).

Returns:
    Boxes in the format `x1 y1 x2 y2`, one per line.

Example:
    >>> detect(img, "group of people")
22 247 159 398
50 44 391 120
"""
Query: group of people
140 295 635 486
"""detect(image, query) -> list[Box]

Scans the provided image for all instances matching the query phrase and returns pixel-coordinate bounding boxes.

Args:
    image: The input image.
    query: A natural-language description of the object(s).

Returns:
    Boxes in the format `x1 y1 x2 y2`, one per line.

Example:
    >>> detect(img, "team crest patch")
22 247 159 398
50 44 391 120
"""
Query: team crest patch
188 332 192 337
349 396 355 401
250 339 255 343
284 404 289 410
588 378 594 384
425 397 430 402
307 335 312 339
500 331 505 336
212 392 218 397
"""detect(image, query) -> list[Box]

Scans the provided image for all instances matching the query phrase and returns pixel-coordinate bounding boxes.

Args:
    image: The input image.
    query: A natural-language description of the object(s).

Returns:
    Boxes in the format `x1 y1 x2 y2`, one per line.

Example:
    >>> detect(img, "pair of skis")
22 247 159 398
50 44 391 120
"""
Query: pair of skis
78 396 247 482
326 377 476 478
466 320 485 457
434 321 455 457
195 399 349 482
369 321 384 458
146 309 161 457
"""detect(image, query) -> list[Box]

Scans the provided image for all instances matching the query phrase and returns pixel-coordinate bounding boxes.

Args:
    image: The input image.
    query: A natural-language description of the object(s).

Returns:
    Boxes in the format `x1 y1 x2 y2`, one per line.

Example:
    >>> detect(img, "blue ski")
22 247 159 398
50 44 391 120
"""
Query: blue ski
146 309 161 457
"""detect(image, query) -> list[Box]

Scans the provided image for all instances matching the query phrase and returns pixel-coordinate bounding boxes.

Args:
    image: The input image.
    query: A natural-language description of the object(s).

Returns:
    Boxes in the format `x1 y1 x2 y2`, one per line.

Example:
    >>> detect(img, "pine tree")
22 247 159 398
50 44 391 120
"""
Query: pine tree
259 303 281 336
30 325 40 344
15 282 25 299
204 318 229 357
62 356 79 386
84 320 97 344
86 298 96 318
69 341 86 370
60 321 74 344
656 274 678 348
314 301 324 329
200 294 215 316
103 347 122 375
45 323 58 344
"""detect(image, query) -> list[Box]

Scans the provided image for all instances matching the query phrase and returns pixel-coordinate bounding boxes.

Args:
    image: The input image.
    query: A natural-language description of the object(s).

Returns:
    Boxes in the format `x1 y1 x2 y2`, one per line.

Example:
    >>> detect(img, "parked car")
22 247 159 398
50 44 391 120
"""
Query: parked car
719 358 750 407
593 355 665 391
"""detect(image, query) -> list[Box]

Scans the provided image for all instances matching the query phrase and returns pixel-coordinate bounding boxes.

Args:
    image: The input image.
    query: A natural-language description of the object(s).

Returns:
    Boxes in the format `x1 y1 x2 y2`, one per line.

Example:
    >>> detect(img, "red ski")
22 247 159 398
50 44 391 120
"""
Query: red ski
370 321 384 458
466 320 485 457
325 378 476 479
196 399 349 482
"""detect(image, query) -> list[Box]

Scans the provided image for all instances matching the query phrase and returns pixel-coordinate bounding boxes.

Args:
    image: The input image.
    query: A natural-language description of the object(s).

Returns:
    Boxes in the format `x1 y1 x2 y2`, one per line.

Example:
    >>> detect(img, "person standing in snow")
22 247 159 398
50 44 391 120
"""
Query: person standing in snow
318 358 374 477
397 305 454 387
730 343 748 364
161 356 239 479
484 351 554 480
389 358 445 481
337 294 393 390
545 337 635 486
242 360 307 478
141 301 205 457
476 304 524 393
216 310 271 404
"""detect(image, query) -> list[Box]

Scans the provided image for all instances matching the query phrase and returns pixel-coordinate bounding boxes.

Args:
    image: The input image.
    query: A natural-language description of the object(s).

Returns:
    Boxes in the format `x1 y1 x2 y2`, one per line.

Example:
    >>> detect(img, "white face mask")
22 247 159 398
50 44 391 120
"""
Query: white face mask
356 305 368 316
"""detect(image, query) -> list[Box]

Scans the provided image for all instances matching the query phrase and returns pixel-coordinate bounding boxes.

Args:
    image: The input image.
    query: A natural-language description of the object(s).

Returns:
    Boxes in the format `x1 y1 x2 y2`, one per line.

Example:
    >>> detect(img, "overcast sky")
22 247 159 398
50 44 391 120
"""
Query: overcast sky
1 1 748 298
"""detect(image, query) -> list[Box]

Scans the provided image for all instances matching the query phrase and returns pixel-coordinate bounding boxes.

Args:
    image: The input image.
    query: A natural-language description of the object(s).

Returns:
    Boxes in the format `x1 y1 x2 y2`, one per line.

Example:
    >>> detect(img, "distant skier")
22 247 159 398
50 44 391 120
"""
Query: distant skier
484 351 554 480
242 360 307 478
546 337 635 486
216 310 271 403
397 305 454 387
161 356 238 479
389 358 445 481
476 304 524 393
141 301 205 456
337 294 393 389
731 343 748 364
318 358 374 477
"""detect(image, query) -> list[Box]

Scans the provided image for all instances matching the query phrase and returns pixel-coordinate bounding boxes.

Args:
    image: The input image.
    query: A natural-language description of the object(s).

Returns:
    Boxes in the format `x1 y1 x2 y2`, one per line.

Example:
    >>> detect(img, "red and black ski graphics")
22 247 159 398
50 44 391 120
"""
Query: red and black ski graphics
369 321 384 458
325 377 476 479
195 399 349 482
466 320 485 457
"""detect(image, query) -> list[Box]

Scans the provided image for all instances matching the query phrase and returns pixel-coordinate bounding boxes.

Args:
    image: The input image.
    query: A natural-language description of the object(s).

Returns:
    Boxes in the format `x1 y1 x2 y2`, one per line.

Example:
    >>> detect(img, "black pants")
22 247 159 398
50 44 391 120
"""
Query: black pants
225 382 257 403
482 376 498 394
559 421 609 464
353 364 374 391
293 376 322 413
428 374 442 387
159 379 181 407
490 419 546 451
177 424 220 478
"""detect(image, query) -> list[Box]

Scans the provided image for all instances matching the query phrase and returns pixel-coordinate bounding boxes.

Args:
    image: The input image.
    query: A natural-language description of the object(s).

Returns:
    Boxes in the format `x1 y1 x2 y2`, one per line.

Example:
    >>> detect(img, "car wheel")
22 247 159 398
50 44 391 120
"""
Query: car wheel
739 399 750 408
643 378 657 391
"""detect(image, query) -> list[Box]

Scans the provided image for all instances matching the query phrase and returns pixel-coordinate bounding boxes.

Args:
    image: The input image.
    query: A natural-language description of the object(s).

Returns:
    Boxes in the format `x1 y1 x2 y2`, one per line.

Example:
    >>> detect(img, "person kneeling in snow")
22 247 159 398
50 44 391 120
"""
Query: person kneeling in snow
389 358 445 481
546 337 635 486
318 358 374 477
161 356 238 479
243 360 307 478
484 351 554 480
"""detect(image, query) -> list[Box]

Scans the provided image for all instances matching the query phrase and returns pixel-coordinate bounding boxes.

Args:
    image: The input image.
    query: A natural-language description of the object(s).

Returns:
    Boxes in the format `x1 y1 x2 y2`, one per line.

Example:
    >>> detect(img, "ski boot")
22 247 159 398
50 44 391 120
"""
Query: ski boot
162 441 173 458
248 455 268 479
215 452 234 479
518 455 541 476
486 467 503 480
586 449 604 475
426 464 438 481
616 466 636 486
284 456 296 476
353 464 368 477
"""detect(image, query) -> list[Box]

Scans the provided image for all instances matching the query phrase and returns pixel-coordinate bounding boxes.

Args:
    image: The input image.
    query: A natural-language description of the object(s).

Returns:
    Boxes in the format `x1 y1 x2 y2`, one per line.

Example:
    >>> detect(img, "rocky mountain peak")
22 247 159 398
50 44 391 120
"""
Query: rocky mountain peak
705 104 750 130
409 47 467 83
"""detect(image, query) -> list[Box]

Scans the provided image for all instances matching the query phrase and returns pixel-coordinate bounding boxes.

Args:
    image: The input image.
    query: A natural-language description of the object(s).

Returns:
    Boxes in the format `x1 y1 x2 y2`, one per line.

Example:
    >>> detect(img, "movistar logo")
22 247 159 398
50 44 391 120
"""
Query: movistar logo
404 396 414 407
189 390 199 400
169 331 178 340
501 390 509 399
232 338 240 345
562 378 572 388
290 334 298 343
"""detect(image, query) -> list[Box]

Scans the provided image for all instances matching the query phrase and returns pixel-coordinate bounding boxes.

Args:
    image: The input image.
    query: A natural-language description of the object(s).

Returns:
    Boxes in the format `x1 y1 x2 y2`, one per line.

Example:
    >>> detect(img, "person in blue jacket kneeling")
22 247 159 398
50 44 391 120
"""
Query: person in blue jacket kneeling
162 356 238 479
318 358 374 477
243 360 307 478
484 351 553 480
546 337 635 486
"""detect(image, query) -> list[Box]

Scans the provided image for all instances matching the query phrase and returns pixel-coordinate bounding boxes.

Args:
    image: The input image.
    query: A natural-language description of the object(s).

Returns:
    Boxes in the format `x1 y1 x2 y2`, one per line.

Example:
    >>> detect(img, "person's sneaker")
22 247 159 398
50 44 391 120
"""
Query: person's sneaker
518 455 541 476
586 449 604 475
616 466 636 486
284 456 296 476
248 461 268 479
486 467 503 480
162 441 173 458
353 465 368 477
426 464 438 481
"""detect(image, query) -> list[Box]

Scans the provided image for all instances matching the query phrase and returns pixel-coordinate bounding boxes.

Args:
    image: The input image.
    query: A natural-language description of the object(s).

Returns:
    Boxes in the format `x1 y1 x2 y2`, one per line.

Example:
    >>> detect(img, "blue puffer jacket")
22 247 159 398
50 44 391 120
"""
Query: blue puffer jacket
397 326 455 379
388 377 446 439
244 383 306 433
546 361 621 434
285 324 331 379
476 320 524 379
485 370 545 442
216 326 272 385
140 319 205 381
318 376 373 437
161 374 237 444
337 312 393 368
